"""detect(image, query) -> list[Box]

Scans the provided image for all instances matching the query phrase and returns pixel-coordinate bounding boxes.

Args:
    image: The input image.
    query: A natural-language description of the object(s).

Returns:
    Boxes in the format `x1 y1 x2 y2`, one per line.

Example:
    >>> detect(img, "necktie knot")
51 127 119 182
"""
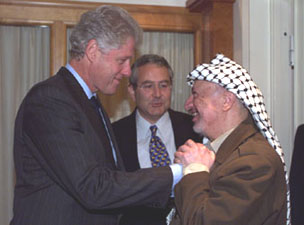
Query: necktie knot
150 125 158 137
90 96 100 111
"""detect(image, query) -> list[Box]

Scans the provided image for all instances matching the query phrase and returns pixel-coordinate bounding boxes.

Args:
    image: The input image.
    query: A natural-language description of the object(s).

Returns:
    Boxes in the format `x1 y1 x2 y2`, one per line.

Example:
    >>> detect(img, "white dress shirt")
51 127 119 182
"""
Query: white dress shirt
135 110 176 169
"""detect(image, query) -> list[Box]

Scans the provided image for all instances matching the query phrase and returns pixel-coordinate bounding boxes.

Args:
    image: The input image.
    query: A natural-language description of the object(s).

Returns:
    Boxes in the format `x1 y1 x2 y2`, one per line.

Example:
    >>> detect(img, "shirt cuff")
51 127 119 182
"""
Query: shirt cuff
183 163 209 175
169 163 183 196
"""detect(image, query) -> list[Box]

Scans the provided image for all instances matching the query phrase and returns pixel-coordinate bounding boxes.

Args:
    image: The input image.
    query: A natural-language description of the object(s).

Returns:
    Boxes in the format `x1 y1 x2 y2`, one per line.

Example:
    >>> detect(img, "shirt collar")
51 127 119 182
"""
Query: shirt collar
65 63 94 99
136 110 170 140
211 126 237 153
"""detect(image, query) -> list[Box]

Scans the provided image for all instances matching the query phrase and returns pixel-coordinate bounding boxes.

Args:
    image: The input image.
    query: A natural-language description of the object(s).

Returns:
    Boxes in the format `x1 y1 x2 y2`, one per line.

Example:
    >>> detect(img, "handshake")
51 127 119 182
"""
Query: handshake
174 139 216 173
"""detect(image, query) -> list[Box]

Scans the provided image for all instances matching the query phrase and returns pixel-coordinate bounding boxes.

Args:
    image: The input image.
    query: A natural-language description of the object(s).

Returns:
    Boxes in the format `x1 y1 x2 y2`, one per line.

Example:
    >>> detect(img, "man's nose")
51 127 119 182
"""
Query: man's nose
184 95 194 113
152 85 161 97
121 60 132 77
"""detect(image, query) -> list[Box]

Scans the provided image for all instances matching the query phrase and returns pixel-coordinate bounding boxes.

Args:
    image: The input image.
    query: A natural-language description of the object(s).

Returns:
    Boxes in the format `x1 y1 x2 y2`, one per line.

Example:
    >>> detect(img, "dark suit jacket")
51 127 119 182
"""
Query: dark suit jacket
171 116 287 225
290 124 304 225
112 109 201 172
112 109 201 225
11 67 173 225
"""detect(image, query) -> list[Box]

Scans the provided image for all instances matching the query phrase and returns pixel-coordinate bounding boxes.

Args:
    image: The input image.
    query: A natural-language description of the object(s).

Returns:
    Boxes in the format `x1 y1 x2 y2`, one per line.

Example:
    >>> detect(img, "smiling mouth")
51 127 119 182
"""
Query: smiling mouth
187 108 198 117
192 112 198 116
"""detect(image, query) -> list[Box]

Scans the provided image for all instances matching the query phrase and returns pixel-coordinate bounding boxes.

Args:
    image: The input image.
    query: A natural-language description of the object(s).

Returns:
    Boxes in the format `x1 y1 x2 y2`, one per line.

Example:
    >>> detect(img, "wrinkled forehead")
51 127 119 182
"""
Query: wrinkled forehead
137 64 171 81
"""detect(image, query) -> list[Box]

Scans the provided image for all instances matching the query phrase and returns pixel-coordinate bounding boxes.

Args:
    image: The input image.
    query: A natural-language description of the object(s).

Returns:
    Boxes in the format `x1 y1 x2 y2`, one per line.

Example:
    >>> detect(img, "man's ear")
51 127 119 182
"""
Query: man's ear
85 39 99 62
222 91 236 111
128 84 136 102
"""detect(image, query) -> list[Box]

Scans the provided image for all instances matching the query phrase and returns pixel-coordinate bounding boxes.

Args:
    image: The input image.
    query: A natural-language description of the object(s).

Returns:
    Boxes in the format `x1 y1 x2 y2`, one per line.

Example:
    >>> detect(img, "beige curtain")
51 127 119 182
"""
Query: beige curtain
0 25 50 225
140 31 194 114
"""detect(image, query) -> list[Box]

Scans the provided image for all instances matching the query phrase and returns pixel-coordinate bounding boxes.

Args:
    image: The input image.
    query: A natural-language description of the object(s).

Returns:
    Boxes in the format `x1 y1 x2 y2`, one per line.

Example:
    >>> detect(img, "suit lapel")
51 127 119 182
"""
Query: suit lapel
96 96 125 170
169 109 189 148
126 111 140 170
215 116 259 165
59 68 117 169
168 109 182 148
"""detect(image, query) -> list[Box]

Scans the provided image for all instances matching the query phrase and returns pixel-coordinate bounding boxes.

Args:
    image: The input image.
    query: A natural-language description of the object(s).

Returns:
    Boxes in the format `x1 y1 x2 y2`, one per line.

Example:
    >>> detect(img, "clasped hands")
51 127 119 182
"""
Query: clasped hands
174 139 215 170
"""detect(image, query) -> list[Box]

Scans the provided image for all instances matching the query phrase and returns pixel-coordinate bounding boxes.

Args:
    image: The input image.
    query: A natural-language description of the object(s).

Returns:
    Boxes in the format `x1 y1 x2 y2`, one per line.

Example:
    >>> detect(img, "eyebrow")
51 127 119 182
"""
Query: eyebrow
140 80 170 84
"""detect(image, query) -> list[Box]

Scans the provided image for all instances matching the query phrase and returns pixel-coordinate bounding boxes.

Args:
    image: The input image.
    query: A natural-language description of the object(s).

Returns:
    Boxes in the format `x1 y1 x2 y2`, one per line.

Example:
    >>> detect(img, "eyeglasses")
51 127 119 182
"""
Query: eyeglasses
137 81 172 92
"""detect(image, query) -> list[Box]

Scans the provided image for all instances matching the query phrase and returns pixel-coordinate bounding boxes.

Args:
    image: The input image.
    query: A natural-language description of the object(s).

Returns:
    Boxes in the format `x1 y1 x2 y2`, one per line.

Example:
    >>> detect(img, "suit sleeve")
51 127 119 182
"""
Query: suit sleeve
172 152 284 225
290 124 304 224
21 85 172 210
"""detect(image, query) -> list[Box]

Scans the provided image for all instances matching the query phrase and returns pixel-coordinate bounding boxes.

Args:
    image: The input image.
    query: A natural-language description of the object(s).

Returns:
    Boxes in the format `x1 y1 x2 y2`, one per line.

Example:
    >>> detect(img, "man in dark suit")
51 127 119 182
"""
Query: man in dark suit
171 54 288 225
112 54 201 225
10 6 184 225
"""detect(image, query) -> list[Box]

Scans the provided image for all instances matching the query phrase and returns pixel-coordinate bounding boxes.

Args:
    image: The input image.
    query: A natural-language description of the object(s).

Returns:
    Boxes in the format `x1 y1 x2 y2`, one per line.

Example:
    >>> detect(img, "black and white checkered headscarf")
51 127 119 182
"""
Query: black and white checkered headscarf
187 53 290 224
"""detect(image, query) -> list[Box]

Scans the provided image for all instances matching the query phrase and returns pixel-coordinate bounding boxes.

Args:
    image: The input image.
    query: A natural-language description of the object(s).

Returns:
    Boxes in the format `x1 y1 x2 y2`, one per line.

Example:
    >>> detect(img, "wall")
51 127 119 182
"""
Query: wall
234 0 294 171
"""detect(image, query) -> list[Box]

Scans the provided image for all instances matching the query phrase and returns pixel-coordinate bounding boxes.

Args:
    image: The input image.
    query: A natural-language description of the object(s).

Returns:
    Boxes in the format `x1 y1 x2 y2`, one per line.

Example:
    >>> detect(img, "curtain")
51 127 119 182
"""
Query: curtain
140 31 194 114
0 25 50 225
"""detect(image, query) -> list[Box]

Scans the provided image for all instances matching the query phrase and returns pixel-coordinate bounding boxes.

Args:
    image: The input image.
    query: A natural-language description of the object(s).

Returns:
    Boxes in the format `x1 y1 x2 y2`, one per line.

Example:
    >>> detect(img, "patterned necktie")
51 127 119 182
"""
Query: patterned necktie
149 125 171 167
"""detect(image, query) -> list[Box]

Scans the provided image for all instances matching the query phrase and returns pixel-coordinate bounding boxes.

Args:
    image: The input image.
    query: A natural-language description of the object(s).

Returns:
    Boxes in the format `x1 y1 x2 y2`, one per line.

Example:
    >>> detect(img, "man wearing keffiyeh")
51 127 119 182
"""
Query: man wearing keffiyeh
170 54 289 225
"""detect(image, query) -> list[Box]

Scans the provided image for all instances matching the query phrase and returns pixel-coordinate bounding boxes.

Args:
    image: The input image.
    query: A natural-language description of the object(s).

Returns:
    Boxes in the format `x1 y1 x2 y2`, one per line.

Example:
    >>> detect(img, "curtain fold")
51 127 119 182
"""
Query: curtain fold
0 25 50 225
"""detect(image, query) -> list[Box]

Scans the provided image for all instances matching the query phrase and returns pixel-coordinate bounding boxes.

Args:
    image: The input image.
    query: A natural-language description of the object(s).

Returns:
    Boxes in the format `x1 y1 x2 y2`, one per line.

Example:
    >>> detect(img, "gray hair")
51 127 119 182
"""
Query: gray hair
69 5 142 60
129 54 174 88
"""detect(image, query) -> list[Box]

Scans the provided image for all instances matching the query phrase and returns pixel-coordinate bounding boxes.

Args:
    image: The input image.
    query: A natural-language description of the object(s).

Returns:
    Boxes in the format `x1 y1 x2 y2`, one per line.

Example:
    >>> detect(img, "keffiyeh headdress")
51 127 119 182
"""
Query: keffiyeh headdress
187 53 290 224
